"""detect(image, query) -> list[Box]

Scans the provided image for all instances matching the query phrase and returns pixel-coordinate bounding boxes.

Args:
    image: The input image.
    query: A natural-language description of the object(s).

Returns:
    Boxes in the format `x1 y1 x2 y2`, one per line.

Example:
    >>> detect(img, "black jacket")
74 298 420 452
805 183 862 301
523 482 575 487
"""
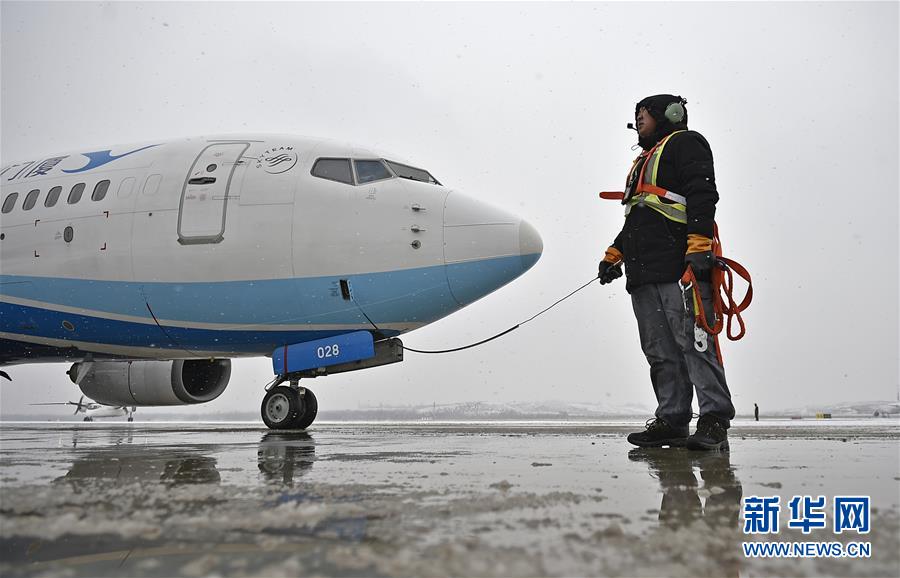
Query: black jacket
611 129 719 292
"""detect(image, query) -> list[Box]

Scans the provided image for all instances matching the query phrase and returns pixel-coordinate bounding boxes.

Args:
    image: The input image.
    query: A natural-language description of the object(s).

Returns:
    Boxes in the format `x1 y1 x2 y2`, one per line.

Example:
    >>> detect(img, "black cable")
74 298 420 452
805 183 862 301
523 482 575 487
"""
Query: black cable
143 297 201 357
354 300 381 333
402 325 521 354
519 277 599 325
402 277 599 354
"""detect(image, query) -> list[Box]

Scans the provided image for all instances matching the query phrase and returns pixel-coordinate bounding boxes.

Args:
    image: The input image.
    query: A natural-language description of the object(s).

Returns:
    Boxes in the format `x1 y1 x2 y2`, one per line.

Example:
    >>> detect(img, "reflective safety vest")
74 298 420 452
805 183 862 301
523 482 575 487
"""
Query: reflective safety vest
600 130 688 224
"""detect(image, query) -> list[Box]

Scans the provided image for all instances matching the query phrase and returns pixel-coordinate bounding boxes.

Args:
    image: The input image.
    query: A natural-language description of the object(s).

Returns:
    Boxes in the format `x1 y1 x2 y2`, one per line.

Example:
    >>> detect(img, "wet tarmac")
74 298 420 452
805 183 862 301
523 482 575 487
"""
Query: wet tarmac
1 420 898 577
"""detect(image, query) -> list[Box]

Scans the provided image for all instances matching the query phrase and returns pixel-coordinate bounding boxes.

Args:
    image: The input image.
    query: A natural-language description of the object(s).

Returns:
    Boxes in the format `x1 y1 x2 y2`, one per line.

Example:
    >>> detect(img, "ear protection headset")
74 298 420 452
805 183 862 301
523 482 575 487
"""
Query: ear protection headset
627 95 688 132
664 98 687 124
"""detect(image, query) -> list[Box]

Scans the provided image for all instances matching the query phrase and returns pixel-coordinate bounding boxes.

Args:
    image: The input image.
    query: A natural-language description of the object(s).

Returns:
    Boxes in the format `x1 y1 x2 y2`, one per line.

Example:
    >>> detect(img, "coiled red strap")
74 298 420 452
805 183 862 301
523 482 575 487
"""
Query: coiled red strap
680 224 753 365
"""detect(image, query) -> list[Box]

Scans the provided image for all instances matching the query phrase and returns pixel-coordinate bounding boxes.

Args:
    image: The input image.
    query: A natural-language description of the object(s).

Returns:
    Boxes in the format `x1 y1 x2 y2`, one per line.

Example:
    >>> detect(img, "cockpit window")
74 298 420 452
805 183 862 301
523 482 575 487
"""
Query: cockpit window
311 158 353 185
354 160 392 184
384 160 440 185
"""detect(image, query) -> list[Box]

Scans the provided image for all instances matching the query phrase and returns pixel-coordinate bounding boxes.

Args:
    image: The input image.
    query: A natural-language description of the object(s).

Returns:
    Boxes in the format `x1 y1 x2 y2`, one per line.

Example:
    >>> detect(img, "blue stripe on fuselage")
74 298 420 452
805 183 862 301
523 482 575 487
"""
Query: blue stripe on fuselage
0 254 537 359
0 262 459 326
0 301 390 356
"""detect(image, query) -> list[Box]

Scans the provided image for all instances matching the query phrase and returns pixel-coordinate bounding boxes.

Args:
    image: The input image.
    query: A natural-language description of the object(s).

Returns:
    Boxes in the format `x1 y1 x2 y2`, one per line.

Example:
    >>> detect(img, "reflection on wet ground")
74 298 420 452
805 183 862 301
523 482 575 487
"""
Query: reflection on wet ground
629 448 743 529
0 421 898 577
256 432 317 487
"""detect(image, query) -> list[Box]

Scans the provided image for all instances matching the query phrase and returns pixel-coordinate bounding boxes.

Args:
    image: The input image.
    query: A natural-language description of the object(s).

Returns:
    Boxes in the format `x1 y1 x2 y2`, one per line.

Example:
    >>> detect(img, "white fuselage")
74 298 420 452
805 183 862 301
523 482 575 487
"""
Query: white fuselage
1 134 542 364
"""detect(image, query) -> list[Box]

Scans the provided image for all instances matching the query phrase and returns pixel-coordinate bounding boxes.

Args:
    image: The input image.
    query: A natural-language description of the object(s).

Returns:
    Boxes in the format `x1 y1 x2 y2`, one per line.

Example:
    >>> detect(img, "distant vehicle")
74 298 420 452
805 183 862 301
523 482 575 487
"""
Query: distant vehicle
31 395 135 422
1 135 543 429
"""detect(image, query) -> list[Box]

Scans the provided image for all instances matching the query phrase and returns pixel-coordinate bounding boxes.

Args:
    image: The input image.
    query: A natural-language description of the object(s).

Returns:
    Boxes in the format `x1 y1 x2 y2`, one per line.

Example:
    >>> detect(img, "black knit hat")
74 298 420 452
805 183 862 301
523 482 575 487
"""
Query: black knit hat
635 94 688 149
635 94 688 126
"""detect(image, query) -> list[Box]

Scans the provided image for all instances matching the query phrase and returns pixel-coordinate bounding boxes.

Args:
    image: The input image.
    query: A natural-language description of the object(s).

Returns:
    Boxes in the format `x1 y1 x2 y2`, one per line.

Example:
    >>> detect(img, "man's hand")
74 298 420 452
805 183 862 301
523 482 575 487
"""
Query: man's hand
598 246 624 285
684 251 715 280
598 261 623 285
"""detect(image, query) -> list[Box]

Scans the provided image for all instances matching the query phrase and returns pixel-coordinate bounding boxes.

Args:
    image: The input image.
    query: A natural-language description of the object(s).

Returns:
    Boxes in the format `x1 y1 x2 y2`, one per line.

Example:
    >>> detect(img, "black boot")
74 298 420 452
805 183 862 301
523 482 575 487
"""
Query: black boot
627 418 689 448
687 415 729 451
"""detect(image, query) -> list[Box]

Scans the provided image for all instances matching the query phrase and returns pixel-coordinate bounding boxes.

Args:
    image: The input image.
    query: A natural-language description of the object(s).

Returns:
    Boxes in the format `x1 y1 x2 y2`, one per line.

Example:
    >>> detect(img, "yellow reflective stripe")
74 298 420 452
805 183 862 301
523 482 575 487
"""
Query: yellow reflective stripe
648 150 660 185
627 194 686 213
644 154 657 185
625 203 687 224
626 194 687 224
648 203 687 224
648 130 687 186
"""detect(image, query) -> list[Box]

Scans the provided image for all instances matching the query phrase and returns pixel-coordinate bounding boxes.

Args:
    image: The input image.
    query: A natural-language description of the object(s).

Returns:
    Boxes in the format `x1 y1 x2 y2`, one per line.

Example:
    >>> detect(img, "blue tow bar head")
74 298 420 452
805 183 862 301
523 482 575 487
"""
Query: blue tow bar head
272 331 376 376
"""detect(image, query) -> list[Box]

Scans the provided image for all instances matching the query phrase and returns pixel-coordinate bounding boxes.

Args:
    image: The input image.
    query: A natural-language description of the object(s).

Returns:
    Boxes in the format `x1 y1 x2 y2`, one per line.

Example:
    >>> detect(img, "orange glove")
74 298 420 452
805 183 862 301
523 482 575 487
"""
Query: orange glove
685 235 714 280
602 246 623 263
686 234 712 254
598 247 623 284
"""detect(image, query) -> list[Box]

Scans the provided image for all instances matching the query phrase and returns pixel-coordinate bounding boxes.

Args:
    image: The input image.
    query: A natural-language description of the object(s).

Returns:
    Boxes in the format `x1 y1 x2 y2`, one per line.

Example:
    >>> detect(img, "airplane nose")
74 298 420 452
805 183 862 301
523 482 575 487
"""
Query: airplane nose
443 192 543 306
518 218 543 272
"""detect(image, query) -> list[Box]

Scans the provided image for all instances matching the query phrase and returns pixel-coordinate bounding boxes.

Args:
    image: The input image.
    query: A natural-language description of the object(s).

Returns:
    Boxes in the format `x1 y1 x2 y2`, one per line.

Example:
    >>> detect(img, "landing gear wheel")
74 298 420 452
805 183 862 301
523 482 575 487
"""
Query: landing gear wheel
83 417 93 422
261 386 319 430
262 386 302 429
291 388 318 430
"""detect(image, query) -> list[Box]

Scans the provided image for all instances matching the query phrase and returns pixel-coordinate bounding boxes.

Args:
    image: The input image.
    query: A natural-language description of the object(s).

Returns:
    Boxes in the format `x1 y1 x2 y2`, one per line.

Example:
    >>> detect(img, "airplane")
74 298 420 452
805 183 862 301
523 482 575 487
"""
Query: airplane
1 134 543 429
872 403 900 417
31 395 136 422
843 401 900 417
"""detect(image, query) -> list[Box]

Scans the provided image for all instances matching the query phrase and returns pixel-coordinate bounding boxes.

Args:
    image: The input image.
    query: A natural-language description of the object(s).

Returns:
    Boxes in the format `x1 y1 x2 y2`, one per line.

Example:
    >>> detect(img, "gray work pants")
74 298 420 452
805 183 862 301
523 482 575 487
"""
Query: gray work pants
630 282 735 428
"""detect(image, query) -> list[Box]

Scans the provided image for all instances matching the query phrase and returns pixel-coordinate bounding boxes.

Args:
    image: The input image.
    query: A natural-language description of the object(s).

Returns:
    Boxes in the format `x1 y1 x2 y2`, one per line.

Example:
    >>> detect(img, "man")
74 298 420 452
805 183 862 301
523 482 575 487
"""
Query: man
598 94 734 451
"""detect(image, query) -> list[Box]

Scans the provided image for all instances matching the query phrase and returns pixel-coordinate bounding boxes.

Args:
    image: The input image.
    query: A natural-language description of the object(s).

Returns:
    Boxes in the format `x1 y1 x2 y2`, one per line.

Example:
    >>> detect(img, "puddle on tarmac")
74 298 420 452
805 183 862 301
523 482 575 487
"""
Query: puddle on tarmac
1 421 898 577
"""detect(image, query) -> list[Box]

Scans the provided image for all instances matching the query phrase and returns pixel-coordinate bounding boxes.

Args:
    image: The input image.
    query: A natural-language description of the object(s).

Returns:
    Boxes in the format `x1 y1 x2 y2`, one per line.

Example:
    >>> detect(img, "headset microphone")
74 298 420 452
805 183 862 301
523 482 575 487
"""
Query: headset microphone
626 123 637 131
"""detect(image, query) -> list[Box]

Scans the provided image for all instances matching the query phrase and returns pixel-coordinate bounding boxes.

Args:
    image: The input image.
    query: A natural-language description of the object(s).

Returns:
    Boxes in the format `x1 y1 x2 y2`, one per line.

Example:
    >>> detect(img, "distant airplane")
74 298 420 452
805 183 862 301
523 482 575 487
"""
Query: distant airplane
1 135 543 429
31 395 136 422
819 400 900 418
868 402 900 417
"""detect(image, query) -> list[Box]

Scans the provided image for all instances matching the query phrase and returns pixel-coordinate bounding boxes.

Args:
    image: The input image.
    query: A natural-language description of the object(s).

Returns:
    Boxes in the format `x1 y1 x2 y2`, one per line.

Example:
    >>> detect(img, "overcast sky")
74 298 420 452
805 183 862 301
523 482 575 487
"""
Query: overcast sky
1 1 898 417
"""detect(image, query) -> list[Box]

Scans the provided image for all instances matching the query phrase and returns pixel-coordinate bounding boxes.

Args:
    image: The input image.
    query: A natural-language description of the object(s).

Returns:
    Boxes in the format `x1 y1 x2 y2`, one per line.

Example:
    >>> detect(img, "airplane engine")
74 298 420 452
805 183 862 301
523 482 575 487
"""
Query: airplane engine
71 359 231 406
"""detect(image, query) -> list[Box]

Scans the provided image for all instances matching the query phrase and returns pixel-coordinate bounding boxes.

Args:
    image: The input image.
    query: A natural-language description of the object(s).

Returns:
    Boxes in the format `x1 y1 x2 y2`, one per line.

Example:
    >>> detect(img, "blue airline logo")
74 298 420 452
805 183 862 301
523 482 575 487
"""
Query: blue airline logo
62 144 160 174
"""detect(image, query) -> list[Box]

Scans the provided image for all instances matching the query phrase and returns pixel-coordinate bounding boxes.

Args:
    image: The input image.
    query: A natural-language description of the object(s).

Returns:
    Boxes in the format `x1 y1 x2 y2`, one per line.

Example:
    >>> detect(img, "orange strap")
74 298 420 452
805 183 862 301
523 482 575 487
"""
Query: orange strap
637 182 671 197
599 136 670 202
680 223 753 345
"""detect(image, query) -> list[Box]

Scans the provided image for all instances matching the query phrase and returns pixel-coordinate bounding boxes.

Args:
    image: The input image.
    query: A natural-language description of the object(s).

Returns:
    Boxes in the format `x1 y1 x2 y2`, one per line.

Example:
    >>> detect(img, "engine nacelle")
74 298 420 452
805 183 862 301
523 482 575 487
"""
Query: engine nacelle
71 359 231 406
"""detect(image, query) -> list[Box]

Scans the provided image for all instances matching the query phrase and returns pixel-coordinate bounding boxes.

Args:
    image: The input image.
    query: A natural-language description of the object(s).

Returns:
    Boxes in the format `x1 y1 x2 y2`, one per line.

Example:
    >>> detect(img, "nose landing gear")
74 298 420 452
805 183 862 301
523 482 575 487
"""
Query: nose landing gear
261 335 403 430
261 383 318 430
